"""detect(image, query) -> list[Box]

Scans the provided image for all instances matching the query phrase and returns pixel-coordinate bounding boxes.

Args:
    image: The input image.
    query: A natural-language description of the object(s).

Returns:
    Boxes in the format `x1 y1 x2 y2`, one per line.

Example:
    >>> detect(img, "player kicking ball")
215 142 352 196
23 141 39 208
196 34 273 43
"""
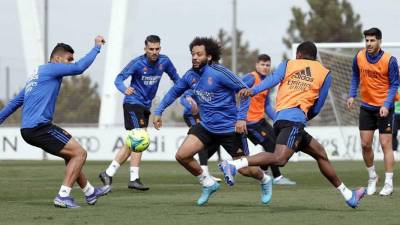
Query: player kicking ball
220 41 366 209
0 36 110 208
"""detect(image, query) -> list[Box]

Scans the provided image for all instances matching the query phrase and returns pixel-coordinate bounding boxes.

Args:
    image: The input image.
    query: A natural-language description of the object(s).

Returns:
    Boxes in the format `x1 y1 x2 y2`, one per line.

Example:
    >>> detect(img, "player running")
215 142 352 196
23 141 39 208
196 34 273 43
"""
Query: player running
347 27 399 196
220 41 366 209
153 37 272 206
99 35 180 191
0 36 110 208
180 90 221 182
242 53 296 185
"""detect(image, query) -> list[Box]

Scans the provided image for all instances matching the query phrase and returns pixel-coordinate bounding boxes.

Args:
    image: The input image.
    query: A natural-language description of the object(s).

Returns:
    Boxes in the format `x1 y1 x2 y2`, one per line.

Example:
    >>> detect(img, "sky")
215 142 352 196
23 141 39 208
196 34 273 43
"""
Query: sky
0 0 400 101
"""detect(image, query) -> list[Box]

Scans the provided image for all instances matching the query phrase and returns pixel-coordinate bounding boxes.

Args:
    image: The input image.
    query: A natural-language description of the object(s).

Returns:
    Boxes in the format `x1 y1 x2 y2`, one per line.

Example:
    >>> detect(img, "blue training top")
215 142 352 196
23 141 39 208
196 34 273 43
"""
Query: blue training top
114 54 180 109
155 64 250 134
0 45 102 128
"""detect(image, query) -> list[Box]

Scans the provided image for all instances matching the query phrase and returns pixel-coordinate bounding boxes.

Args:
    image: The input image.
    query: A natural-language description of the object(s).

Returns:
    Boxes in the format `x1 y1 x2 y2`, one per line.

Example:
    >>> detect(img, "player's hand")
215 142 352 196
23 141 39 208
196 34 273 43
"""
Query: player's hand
125 87 135 95
346 97 354 109
238 88 252 97
186 96 199 115
153 115 163 130
95 35 106 46
380 106 389 117
235 120 247 134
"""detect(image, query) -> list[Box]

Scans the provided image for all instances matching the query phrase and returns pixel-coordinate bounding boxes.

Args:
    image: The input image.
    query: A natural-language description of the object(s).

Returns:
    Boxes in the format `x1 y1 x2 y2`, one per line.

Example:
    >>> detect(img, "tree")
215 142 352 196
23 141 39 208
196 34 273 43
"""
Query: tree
217 28 260 75
283 0 363 54
53 75 101 124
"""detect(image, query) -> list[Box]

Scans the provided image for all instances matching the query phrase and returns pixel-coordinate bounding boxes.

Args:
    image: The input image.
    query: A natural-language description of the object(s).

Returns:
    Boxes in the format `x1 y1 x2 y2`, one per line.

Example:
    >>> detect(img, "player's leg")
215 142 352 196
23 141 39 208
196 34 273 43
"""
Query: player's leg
198 147 221 182
377 111 395 196
392 114 399 151
63 151 110 206
359 107 379 195
218 132 273 204
99 103 136 186
301 136 366 208
177 124 220 205
128 105 151 190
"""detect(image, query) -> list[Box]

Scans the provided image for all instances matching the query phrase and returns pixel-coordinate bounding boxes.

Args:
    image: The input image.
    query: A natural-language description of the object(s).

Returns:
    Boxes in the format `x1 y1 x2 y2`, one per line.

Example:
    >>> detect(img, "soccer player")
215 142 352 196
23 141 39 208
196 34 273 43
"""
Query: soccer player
347 27 399 196
220 41 366 209
99 35 180 191
153 37 272 206
0 36 110 208
242 54 296 185
180 90 221 182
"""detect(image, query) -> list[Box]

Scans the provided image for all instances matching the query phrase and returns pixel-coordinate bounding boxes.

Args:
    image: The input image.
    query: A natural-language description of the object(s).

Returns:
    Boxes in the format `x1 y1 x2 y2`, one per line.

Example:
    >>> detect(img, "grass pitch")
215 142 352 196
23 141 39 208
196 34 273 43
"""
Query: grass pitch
0 160 398 225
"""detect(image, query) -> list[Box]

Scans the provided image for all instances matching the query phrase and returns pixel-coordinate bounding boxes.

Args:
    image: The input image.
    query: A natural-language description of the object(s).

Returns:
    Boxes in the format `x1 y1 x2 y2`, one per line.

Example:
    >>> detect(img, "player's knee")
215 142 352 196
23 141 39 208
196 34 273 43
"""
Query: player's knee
275 155 288 167
76 148 87 161
361 142 372 151
175 152 184 163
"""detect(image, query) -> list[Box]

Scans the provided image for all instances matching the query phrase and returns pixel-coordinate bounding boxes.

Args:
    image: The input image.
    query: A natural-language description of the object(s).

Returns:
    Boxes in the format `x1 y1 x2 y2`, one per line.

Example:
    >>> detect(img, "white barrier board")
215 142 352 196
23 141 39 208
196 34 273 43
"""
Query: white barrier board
0 126 388 161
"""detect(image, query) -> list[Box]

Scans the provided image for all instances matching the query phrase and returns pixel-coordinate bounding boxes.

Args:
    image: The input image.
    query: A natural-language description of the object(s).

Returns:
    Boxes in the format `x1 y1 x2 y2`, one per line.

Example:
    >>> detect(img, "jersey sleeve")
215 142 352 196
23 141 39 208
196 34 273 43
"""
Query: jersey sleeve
165 58 180 83
0 89 25 124
154 73 192 116
251 61 287 96
348 56 360 98
384 56 400 108
114 59 137 94
265 95 276 120
49 45 101 77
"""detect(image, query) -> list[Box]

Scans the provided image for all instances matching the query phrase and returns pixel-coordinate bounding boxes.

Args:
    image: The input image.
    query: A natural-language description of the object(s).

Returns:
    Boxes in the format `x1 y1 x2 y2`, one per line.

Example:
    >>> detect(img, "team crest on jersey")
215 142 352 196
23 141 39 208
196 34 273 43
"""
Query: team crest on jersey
207 76 213 85
143 67 148 74
261 131 267 136
140 119 145 125
159 64 163 71
192 78 197 84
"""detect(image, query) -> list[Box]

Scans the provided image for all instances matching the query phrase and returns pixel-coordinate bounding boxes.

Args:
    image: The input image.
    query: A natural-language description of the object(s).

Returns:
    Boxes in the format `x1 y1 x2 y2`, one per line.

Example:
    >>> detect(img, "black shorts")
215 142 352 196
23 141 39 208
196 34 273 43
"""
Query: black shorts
359 106 393 133
247 119 276 152
183 114 200 127
123 103 151 130
20 123 72 156
188 123 248 158
273 120 313 152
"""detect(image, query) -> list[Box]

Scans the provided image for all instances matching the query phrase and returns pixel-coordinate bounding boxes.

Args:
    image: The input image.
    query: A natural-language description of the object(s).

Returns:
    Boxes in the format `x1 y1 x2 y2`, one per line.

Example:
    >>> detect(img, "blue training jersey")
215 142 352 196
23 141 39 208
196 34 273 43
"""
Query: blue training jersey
155 64 250 134
0 45 102 128
114 54 180 109
180 89 196 118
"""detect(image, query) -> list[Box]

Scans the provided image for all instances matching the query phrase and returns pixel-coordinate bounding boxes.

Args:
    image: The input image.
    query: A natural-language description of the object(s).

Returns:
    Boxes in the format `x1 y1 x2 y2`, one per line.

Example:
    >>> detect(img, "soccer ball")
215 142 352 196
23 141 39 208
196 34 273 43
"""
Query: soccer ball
125 129 150 152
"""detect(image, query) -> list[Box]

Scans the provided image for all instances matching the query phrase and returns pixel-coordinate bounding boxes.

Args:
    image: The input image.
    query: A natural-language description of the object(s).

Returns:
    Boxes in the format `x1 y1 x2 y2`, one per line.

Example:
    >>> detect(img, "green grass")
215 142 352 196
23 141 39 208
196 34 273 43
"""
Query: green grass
0 160 398 225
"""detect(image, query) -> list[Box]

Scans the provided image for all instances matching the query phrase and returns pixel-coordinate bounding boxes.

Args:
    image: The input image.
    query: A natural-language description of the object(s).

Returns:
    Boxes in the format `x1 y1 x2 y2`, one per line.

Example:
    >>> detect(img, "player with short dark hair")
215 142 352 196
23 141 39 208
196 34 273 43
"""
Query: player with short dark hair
153 37 273 206
99 35 180 191
0 36 110 208
220 41 366 209
242 54 296 185
347 27 399 196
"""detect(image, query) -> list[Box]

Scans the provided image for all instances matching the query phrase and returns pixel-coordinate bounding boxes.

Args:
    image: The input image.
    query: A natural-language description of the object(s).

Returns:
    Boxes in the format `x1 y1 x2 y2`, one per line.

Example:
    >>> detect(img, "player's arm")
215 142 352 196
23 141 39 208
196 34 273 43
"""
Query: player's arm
153 75 191 129
307 73 332 120
241 73 255 87
0 89 25 124
52 36 105 77
115 59 137 95
265 95 276 120
165 58 180 83
383 57 400 109
245 61 287 97
347 56 359 109
180 90 198 116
